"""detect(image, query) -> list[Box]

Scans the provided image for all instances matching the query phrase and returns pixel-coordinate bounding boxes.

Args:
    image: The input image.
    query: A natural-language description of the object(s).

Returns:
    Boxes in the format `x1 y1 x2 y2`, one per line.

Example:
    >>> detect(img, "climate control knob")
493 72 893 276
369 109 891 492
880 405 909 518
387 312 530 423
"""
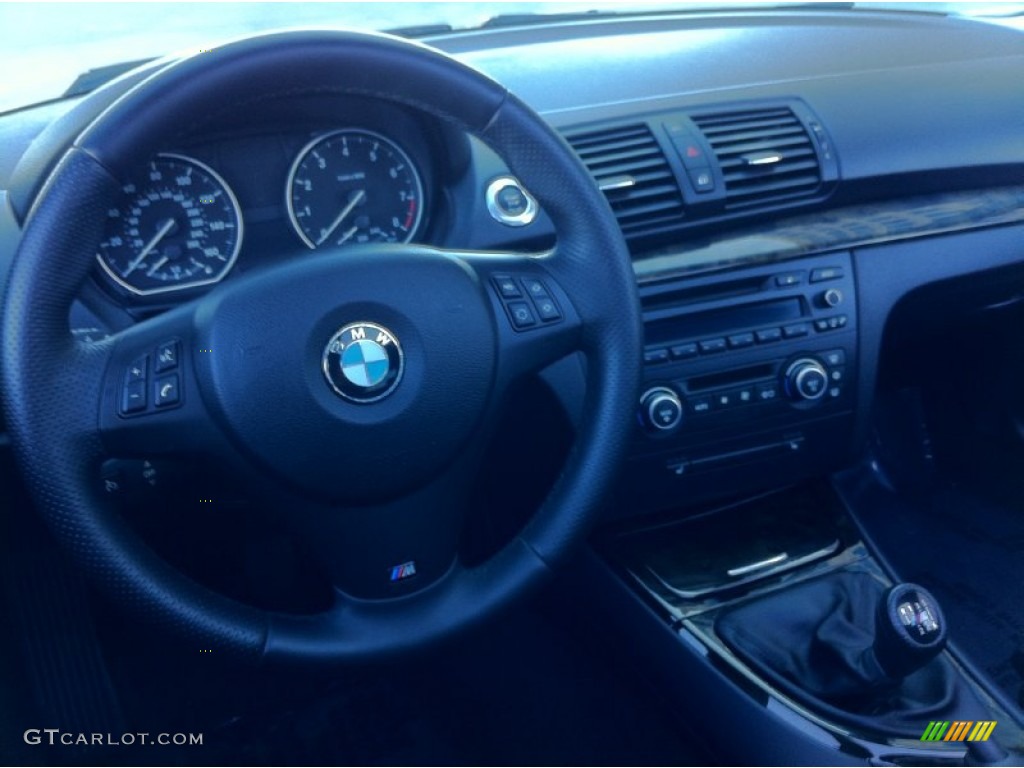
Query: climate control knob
784 358 829 402
640 386 684 433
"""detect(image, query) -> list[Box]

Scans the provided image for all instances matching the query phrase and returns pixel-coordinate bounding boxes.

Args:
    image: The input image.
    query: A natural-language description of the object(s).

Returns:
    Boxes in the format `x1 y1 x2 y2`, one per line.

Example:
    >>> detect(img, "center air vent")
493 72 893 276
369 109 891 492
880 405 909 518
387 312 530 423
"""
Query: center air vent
691 106 822 209
563 123 685 238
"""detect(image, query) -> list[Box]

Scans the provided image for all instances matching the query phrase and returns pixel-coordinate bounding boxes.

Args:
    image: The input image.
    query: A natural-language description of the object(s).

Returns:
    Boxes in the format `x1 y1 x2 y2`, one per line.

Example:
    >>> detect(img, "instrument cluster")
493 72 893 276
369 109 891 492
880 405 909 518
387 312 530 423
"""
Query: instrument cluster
94 122 433 301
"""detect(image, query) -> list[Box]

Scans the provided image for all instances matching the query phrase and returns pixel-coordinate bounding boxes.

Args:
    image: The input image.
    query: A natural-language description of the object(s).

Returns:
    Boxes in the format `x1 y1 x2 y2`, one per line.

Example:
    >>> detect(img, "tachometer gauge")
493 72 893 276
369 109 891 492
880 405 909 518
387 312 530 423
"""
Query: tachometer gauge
96 154 243 296
286 129 424 249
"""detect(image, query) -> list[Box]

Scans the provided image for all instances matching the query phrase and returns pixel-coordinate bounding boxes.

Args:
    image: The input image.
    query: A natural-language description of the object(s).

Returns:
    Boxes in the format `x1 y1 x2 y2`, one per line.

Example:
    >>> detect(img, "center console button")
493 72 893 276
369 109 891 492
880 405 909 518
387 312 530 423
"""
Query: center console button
644 348 670 365
755 328 782 344
688 396 713 415
699 338 727 354
821 349 846 367
755 382 780 402
670 343 698 360
727 332 755 349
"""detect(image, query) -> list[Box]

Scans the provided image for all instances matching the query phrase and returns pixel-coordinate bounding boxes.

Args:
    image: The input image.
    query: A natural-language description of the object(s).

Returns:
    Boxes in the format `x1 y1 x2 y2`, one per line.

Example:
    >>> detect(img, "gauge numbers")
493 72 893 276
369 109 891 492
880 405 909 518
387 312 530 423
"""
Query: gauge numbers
96 154 243 296
286 129 424 249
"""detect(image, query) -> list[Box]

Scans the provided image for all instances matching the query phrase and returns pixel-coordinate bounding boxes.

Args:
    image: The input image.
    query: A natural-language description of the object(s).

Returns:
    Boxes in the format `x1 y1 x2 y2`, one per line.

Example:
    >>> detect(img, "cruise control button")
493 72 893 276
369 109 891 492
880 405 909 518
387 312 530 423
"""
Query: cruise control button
154 374 180 408
755 328 782 343
121 380 146 414
507 301 537 328
155 340 179 372
699 337 727 354
532 296 561 322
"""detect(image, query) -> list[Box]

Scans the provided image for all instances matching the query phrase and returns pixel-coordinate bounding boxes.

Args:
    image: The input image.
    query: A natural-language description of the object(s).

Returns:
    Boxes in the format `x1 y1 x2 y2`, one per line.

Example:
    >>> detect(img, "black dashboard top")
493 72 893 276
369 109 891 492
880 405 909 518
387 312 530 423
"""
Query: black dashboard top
1 8 1023 315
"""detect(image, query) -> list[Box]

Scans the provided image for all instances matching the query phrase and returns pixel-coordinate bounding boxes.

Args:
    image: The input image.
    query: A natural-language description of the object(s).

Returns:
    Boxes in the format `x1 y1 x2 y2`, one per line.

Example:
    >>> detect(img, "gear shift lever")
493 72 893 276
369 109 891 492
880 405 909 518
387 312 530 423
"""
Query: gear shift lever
874 583 948 679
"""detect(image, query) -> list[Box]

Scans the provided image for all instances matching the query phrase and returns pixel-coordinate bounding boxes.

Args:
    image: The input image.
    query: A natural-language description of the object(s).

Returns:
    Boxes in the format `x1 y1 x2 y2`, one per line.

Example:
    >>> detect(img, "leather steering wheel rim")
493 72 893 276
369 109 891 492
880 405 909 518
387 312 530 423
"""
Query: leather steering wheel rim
0 30 642 663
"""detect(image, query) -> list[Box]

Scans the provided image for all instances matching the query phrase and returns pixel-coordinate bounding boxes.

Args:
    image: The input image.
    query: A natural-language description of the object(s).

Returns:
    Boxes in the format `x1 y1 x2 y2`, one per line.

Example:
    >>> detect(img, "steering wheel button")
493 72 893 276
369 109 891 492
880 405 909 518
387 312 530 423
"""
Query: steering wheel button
155 340 180 372
125 355 148 384
154 374 180 408
120 380 146 415
534 297 561 322
520 278 549 299
507 301 537 328
493 276 521 299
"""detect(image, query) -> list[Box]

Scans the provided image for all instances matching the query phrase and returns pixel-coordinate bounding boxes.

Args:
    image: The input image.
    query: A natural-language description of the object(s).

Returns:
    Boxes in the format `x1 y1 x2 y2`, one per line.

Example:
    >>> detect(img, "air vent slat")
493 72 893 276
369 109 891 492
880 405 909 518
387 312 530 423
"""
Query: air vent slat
722 175 821 200
711 137 812 159
701 125 804 145
692 105 822 209
602 182 684 202
575 136 660 157
582 146 663 168
563 123 684 237
594 163 674 181
722 159 820 181
693 109 792 128
719 148 816 171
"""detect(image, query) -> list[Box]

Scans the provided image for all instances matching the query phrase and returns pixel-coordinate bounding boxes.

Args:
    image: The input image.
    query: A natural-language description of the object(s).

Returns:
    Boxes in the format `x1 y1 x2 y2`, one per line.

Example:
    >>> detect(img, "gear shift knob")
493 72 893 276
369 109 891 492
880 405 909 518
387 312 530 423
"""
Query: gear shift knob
874 583 947 679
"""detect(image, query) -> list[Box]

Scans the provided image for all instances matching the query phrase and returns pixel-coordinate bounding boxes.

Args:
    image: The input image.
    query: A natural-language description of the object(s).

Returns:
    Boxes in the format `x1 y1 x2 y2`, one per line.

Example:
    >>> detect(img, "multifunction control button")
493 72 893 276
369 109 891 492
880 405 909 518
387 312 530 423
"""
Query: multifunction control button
118 339 182 417
492 275 562 331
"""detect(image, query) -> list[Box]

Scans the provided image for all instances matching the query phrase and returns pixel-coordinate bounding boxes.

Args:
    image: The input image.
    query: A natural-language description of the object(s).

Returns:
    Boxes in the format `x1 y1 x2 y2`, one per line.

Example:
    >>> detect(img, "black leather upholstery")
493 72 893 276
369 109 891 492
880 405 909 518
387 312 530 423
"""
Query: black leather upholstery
717 570 984 738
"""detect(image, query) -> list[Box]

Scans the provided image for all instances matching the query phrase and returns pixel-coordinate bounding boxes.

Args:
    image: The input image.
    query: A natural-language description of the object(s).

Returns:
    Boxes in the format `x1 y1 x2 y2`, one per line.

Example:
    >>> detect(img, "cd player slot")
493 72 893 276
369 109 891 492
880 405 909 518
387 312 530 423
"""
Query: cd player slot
646 298 805 344
642 275 765 312
688 364 775 392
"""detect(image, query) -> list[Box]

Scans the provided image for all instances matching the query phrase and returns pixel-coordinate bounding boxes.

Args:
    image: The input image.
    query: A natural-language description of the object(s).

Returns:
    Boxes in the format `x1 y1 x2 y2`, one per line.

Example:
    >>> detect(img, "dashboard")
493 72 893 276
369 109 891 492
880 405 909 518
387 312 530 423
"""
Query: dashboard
2 8 1024 514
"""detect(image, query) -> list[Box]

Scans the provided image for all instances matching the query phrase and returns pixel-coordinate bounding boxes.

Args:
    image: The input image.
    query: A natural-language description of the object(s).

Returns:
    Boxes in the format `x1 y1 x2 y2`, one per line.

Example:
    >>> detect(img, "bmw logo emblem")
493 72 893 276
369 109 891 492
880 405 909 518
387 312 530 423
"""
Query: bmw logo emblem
322 322 404 403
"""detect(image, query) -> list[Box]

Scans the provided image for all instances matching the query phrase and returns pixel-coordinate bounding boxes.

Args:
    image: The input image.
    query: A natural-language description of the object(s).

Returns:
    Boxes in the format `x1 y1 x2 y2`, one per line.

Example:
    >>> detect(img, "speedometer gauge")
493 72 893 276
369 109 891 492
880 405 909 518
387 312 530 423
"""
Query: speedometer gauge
286 129 424 249
96 154 243 296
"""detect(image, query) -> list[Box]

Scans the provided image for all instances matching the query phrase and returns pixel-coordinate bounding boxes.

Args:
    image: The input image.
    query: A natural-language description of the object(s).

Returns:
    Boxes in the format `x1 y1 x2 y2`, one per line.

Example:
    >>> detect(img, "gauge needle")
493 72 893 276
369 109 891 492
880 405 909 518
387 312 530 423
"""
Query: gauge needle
337 225 360 246
317 190 365 247
146 256 169 277
124 218 175 276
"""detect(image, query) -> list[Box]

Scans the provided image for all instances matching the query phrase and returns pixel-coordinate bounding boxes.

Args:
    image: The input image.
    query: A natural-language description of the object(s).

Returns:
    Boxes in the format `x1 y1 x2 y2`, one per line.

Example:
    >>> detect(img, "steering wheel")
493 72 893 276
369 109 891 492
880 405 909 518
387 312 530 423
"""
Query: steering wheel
0 30 641 662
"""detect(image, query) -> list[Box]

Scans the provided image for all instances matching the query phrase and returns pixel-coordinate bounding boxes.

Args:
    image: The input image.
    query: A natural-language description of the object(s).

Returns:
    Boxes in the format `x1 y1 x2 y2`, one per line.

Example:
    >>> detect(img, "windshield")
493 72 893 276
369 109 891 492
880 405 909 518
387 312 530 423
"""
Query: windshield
2 1 1023 114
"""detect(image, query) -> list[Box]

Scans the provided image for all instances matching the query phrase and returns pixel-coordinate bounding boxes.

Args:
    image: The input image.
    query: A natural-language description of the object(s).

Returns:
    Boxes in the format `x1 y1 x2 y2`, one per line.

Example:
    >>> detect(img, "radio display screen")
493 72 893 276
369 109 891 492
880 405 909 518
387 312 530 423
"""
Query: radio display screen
645 298 802 343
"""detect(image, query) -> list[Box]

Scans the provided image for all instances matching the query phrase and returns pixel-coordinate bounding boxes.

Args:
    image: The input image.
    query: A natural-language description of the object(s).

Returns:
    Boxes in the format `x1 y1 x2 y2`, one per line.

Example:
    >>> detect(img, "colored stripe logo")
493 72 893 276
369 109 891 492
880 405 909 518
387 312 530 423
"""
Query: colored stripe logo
920 721 997 742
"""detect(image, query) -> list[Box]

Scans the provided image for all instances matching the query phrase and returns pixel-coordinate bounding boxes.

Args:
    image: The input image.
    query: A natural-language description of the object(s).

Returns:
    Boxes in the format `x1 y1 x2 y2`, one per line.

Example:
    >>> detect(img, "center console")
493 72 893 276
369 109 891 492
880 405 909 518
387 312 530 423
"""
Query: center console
585 482 1022 765
620 252 858 513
